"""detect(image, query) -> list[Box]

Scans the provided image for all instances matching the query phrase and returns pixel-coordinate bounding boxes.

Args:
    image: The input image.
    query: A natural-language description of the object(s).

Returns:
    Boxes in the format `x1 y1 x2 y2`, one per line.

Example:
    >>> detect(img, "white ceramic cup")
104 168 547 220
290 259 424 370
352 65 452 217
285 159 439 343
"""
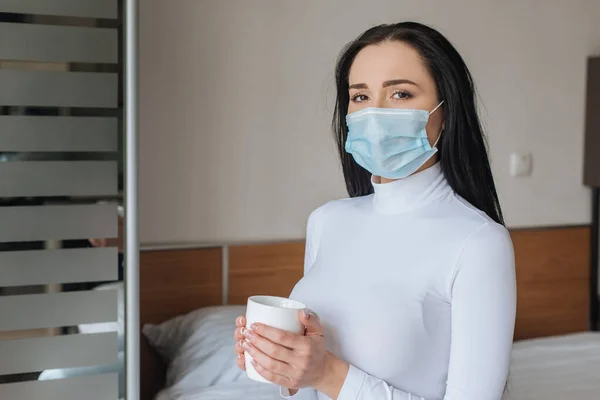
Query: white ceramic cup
244 295 307 384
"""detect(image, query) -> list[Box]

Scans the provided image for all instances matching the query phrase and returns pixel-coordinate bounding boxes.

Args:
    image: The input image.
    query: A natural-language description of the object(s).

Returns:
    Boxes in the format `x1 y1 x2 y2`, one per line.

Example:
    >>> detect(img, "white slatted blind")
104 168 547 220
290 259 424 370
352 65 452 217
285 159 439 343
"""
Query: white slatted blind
0 1 122 398
0 374 118 400
0 161 118 197
0 248 118 287
0 23 118 63
0 0 118 19
0 291 118 331
0 204 117 242
0 333 118 375
0 116 118 152
0 70 118 108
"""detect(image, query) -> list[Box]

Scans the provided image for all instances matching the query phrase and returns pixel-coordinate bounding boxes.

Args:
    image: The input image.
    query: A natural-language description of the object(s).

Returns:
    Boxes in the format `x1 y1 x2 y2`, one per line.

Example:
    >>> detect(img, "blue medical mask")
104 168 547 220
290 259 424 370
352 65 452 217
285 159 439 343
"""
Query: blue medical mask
345 101 444 179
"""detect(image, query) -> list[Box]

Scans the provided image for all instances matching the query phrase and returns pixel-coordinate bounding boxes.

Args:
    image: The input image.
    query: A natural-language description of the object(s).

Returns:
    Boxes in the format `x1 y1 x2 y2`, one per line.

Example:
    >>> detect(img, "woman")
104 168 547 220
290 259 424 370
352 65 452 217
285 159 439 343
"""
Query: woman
233 21 516 400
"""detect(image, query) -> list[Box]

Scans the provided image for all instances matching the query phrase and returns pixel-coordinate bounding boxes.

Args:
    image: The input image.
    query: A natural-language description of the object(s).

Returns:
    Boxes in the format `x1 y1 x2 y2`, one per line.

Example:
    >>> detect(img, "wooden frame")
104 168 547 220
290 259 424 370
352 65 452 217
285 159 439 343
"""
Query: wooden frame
228 242 305 305
140 247 222 325
139 226 593 399
512 227 590 340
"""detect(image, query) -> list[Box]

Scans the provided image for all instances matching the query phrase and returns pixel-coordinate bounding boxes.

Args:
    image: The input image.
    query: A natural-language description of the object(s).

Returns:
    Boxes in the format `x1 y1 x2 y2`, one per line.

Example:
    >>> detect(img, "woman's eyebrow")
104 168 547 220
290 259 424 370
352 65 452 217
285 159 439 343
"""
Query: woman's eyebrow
349 83 368 90
382 79 419 87
349 79 420 90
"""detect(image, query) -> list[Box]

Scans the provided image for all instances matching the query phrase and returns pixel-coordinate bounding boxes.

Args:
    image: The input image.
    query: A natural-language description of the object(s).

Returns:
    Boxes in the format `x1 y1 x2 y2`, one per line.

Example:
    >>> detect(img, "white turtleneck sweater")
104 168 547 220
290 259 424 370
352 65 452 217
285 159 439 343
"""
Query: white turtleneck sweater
287 163 516 400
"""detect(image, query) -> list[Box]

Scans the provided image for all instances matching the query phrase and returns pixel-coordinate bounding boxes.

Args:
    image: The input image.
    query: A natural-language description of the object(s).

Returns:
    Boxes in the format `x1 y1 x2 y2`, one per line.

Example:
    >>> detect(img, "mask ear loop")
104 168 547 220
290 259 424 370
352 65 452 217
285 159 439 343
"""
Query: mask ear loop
430 100 444 149
432 127 444 148
430 100 444 115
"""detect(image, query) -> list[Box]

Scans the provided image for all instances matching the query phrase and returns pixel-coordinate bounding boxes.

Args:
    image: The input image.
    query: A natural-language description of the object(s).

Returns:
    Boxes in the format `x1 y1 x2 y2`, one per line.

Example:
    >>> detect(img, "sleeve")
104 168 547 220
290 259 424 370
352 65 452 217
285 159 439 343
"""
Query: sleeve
280 387 318 399
335 222 516 400
303 206 324 274
443 222 516 399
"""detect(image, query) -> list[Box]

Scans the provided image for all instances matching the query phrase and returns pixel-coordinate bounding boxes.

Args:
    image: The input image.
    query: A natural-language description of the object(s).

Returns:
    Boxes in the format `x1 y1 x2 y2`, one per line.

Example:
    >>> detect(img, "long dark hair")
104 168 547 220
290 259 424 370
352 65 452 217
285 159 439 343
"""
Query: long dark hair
332 22 504 225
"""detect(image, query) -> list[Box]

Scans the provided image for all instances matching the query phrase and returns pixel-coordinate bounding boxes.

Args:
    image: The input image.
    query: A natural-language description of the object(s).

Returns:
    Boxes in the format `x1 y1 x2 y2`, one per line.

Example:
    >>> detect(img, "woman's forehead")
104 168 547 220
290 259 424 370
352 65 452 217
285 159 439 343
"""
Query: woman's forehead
348 41 432 87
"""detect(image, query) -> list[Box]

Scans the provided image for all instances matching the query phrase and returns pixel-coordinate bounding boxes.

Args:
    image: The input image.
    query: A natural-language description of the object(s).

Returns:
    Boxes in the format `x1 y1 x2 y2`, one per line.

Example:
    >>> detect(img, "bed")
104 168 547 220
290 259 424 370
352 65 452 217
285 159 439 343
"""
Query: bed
509 332 600 399
139 226 600 399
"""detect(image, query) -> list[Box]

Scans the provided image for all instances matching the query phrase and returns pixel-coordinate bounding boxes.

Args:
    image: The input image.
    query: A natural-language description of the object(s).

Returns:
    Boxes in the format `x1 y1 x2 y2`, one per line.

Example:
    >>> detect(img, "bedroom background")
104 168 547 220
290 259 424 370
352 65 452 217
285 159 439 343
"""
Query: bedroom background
0 0 128 399
0 0 599 400
137 0 600 399
140 0 598 243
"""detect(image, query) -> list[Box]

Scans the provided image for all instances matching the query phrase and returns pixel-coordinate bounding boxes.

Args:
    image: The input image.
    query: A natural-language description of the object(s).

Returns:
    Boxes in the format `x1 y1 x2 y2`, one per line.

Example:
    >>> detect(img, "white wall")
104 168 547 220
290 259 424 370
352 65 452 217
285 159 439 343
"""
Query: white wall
139 0 600 244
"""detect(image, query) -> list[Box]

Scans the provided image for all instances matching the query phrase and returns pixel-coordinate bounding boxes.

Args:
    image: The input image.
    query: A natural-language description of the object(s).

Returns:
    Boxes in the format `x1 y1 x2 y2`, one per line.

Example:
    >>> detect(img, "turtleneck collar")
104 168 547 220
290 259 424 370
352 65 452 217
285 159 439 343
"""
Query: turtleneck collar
371 163 452 214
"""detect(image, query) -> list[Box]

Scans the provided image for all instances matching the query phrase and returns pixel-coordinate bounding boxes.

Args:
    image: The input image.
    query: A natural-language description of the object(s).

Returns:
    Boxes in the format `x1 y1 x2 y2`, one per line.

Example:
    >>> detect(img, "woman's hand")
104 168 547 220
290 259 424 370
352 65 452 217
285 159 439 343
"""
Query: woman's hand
233 316 247 371
242 311 349 397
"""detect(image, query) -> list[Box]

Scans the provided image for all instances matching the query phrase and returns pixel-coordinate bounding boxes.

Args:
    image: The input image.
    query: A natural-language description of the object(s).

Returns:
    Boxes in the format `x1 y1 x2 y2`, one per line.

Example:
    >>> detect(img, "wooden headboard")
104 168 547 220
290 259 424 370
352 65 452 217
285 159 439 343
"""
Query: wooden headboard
512 227 591 339
140 227 592 338
139 226 593 398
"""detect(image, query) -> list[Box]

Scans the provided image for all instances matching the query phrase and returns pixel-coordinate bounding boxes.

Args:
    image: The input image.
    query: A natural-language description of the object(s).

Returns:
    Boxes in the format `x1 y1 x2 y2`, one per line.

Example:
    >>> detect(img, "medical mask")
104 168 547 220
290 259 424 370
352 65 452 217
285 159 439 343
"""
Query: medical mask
345 101 444 179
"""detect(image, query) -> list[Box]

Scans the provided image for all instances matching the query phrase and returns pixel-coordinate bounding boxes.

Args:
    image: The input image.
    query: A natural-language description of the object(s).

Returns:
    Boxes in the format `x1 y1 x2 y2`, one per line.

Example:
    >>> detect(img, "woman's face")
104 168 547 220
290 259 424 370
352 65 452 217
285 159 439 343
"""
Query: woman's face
347 40 444 179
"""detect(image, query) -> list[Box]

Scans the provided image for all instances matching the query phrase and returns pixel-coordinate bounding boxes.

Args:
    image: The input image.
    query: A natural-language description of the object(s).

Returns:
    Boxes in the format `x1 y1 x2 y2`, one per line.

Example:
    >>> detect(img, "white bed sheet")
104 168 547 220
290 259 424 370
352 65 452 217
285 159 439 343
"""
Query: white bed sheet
163 332 600 399
155 379 280 400
508 332 600 399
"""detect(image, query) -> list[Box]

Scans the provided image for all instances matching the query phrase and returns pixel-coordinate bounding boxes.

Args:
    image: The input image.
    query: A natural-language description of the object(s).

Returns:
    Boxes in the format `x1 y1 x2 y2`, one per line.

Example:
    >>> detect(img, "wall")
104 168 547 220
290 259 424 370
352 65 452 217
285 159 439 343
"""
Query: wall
139 0 600 244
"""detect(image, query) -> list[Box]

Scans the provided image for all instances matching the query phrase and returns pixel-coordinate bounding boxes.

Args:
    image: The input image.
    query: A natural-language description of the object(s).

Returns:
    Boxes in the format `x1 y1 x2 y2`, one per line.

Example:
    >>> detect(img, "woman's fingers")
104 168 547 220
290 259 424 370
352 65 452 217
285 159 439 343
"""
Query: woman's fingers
250 358 298 388
243 341 293 378
249 323 302 349
298 311 325 337
234 316 248 372
236 316 246 328
233 315 247 341
234 338 245 354
243 328 295 363
234 337 246 371
236 352 246 371
233 326 247 341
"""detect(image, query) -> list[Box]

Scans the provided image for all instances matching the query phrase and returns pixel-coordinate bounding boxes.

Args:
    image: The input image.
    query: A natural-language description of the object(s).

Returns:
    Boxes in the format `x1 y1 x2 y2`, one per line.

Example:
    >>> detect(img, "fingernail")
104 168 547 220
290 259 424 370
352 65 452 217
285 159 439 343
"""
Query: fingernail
240 327 246 335
243 329 253 339
237 353 242 359
239 339 244 347
251 323 259 331
242 340 251 349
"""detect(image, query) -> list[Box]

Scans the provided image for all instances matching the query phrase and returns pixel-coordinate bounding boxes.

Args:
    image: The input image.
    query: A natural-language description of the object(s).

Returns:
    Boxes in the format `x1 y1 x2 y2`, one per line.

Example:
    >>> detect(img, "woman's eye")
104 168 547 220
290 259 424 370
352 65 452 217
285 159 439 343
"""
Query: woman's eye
351 94 369 103
392 91 411 100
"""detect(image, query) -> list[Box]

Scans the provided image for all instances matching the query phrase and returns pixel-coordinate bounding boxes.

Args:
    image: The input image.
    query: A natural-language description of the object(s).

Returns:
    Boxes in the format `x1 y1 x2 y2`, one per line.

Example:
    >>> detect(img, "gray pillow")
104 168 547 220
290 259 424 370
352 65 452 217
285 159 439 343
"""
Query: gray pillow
143 305 248 395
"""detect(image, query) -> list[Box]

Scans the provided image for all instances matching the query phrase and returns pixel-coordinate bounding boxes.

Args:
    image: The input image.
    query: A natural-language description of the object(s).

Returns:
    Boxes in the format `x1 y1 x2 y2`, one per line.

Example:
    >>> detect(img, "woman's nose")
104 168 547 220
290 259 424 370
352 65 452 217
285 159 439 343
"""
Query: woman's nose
374 94 387 109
